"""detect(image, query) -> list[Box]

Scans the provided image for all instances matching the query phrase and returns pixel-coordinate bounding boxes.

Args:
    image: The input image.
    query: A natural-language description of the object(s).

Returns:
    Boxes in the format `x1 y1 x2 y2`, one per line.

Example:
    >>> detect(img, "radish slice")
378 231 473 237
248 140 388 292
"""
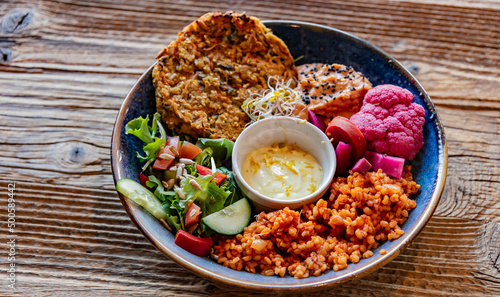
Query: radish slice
351 158 372 174
325 117 366 162
364 151 405 179
308 109 326 132
335 141 352 175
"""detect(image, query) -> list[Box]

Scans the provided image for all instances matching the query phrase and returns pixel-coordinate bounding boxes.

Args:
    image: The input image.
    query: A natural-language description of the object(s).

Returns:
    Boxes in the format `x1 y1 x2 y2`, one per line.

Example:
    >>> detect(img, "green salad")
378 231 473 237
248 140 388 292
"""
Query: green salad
116 113 251 256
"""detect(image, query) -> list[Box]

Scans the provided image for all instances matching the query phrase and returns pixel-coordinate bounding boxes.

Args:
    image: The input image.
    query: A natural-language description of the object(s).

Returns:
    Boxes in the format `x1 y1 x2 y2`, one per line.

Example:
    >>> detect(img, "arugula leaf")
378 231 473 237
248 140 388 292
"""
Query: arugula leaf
217 167 243 207
196 138 234 165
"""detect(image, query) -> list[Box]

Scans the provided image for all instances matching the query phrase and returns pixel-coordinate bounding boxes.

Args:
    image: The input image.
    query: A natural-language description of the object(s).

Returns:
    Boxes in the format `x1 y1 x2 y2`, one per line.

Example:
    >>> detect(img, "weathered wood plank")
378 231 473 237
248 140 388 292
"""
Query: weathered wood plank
0 0 499 296
1 180 499 296
1 105 499 218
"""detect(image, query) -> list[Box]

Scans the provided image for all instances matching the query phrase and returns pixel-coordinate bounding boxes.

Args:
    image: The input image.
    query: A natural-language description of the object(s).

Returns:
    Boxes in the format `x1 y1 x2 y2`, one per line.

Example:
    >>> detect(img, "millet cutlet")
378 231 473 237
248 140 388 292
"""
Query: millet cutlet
152 11 298 141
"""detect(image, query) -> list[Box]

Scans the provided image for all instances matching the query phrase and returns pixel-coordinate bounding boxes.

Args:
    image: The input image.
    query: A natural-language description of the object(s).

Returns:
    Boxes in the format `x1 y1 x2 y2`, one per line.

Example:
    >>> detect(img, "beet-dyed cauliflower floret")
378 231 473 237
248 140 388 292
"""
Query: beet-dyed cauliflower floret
350 84 425 160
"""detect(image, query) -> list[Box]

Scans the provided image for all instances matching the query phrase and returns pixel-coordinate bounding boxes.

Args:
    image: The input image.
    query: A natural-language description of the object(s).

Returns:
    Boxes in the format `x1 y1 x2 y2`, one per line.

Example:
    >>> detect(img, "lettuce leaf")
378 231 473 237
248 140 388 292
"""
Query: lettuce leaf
217 167 243 207
179 174 214 209
146 175 175 201
162 213 183 232
126 115 154 144
125 113 167 163
198 183 231 215
196 138 234 166
138 138 163 162
146 175 185 231
179 173 231 235
194 147 213 167
153 113 167 148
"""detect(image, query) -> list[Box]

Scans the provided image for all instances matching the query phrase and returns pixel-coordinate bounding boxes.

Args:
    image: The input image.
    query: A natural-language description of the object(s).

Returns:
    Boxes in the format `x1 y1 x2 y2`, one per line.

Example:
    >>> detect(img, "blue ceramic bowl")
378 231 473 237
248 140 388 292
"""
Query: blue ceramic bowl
111 21 447 292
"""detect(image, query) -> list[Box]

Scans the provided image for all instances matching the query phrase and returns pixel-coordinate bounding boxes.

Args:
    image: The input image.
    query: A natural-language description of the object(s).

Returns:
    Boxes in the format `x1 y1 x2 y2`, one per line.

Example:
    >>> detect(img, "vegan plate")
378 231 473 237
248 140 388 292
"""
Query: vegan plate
111 13 447 292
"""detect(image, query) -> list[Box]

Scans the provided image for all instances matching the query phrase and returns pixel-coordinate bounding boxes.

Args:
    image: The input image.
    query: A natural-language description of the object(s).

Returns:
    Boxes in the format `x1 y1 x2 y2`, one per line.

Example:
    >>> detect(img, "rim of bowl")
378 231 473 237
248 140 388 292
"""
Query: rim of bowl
231 116 336 209
111 20 448 292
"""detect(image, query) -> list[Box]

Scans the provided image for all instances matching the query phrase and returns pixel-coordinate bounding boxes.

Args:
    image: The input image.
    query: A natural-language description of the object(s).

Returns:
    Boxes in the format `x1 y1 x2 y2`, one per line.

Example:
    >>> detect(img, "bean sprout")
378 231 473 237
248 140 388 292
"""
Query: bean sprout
242 76 303 125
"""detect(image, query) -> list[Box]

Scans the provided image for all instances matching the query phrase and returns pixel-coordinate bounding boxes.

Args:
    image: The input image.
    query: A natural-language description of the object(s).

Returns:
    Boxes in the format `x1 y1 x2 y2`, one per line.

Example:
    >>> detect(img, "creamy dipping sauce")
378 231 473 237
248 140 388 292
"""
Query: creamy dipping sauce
241 143 323 200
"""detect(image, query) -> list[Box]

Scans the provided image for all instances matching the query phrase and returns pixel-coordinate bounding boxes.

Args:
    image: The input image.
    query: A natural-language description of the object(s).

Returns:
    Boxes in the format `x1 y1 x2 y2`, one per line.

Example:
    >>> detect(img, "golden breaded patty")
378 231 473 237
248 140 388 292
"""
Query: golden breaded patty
153 11 297 141
296 63 372 119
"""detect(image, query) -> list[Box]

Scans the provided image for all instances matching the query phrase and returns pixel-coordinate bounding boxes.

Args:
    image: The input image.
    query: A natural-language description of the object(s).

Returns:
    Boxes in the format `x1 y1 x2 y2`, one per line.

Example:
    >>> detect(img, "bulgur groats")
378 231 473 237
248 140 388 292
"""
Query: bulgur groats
211 167 419 278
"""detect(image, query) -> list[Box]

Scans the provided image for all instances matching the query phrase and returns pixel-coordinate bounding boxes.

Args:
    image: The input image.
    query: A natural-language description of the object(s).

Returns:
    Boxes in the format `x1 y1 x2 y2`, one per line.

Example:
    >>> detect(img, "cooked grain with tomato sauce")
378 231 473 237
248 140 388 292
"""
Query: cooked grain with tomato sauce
211 167 419 278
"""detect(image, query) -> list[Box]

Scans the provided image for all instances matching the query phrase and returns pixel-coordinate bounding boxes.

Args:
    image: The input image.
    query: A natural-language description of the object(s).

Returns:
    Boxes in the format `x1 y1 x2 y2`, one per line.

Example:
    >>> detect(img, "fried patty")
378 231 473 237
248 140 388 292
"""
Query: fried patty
152 12 297 141
297 63 372 119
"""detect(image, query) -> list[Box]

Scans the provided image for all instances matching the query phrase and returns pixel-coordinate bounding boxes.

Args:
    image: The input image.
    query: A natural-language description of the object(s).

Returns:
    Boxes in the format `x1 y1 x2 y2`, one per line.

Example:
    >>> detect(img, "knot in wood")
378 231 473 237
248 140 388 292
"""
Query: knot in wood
407 64 420 75
70 146 85 163
53 142 101 169
0 48 12 63
204 284 218 294
1 8 33 34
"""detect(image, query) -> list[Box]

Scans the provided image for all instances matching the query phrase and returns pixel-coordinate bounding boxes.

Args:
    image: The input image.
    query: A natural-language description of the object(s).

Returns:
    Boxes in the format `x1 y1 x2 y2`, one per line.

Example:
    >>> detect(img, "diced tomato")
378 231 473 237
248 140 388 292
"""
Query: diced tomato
139 172 149 187
180 141 202 159
174 230 213 257
195 164 212 175
212 172 227 185
152 158 174 170
167 136 180 153
185 202 201 228
152 144 177 170
195 164 227 185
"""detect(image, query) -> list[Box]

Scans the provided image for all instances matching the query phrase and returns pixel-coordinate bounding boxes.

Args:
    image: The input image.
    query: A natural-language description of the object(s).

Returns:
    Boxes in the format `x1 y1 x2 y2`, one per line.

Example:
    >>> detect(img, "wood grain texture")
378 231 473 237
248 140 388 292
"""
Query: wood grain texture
0 0 499 296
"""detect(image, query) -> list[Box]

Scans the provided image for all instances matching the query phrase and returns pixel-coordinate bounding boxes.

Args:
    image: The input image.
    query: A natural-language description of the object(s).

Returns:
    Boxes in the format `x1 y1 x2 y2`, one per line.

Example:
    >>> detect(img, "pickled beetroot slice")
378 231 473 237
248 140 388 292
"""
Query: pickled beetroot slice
308 109 326 132
364 151 405 179
335 141 352 175
351 158 372 175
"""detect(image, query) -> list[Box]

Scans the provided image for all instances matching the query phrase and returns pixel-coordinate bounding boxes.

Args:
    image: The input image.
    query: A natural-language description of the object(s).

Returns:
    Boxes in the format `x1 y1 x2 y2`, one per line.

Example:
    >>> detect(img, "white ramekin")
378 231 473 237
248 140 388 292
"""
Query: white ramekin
232 116 336 211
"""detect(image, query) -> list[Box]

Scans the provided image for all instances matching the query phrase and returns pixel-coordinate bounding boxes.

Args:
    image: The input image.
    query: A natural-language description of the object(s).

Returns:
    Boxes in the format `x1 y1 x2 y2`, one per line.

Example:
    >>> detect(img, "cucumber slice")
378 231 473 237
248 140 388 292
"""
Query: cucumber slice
116 178 169 220
202 198 252 235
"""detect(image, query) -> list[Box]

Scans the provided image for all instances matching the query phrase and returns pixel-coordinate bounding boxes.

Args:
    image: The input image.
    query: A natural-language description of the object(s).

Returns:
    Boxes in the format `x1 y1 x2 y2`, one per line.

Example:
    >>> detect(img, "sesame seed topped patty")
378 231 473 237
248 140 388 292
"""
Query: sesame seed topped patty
297 63 372 119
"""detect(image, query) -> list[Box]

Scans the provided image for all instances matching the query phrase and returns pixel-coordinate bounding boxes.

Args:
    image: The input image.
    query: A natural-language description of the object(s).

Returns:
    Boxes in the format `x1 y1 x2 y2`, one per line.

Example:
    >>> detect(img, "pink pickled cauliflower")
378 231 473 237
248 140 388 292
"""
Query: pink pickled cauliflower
350 84 425 160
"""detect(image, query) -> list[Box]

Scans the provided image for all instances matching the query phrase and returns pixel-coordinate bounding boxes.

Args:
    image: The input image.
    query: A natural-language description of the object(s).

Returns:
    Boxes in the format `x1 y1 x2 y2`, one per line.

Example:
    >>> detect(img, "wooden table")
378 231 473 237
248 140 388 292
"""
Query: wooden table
1 0 499 296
